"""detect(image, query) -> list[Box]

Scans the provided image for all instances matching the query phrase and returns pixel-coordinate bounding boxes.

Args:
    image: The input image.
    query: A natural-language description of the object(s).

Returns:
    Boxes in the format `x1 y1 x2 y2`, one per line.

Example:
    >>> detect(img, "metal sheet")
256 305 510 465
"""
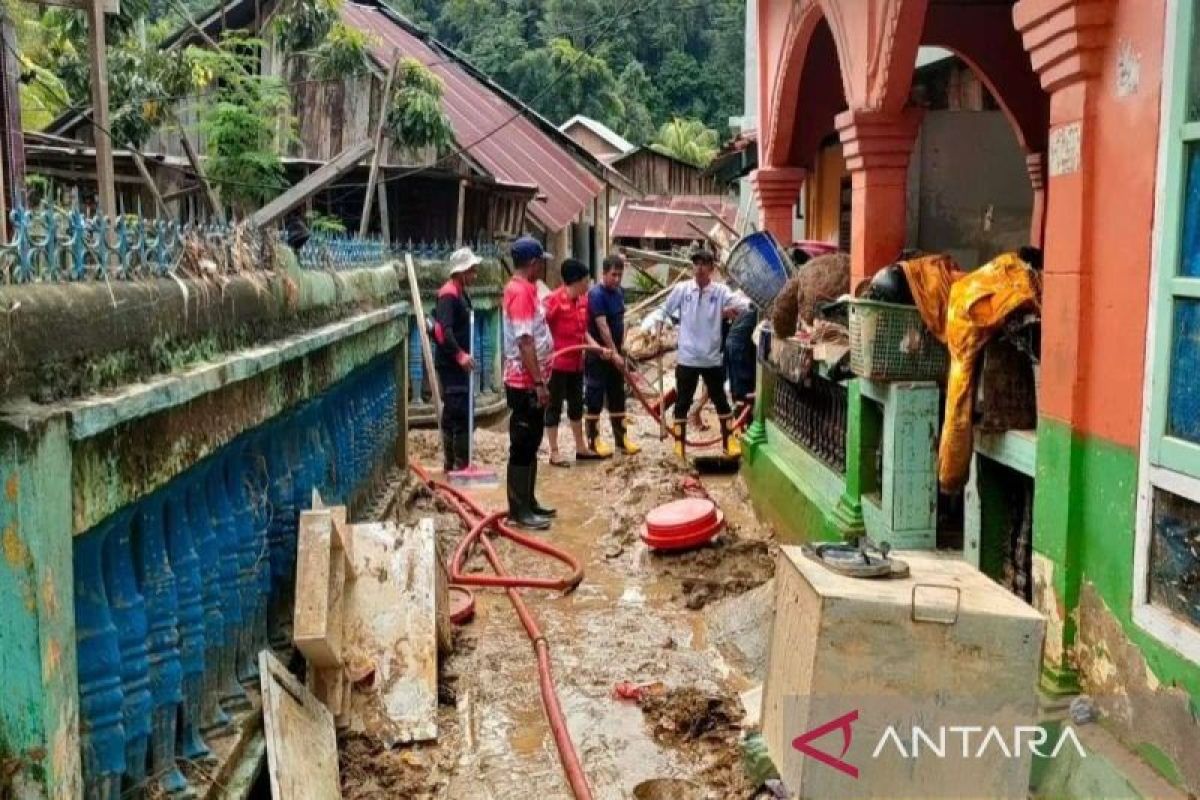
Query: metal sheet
341 3 603 233
611 194 738 242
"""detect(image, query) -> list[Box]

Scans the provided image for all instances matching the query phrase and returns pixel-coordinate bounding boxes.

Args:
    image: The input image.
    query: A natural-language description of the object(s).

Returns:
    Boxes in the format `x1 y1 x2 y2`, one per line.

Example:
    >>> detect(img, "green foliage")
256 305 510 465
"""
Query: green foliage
386 57 453 154
272 0 341 55
387 0 745 142
199 33 294 212
311 22 375 79
650 117 719 168
305 210 346 234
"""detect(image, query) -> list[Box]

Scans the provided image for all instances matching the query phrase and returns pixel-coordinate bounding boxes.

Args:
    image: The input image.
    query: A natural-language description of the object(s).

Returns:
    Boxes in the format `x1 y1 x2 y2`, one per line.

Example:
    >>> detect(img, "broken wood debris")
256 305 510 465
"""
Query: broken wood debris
260 651 342 800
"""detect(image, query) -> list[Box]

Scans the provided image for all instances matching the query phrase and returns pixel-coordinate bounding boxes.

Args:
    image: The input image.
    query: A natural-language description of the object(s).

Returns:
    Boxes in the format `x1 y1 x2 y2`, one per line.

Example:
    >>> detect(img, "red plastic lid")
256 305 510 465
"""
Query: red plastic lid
641 498 724 551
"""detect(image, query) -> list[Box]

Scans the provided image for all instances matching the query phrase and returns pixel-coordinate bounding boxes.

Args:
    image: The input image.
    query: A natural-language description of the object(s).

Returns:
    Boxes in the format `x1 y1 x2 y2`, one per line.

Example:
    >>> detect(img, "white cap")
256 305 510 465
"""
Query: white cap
448 247 482 275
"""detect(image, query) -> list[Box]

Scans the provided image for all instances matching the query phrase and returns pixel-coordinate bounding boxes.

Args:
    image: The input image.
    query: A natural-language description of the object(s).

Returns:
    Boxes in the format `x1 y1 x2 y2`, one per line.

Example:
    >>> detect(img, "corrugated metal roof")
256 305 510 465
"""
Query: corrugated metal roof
559 115 634 155
341 2 604 233
611 195 738 241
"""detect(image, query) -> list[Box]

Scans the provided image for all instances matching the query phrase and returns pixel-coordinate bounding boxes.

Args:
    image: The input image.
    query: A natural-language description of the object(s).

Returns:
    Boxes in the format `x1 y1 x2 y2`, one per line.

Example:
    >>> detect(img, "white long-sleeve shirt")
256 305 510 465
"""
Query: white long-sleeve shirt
641 280 750 368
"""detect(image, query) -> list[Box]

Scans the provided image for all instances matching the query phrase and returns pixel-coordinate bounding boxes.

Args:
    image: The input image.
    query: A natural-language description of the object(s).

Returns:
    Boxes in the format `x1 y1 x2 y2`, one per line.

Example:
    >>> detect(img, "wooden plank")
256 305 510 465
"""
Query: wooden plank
377 182 391 243
175 122 224 223
294 509 345 668
250 138 373 228
84 0 116 220
259 651 342 800
405 253 442 421
359 54 399 238
344 520 444 745
34 0 119 16
130 151 169 217
454 179 467 245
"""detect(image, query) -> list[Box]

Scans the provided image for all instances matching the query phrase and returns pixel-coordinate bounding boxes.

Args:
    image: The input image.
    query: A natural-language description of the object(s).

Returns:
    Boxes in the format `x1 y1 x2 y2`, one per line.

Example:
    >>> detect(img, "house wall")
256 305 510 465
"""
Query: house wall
751 0 1199 792
562 125 623 162
614 150 722 196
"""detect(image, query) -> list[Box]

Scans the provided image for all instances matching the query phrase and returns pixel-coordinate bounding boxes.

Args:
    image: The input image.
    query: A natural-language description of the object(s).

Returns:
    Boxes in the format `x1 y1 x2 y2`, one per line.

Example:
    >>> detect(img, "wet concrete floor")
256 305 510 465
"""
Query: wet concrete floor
341 412 777 800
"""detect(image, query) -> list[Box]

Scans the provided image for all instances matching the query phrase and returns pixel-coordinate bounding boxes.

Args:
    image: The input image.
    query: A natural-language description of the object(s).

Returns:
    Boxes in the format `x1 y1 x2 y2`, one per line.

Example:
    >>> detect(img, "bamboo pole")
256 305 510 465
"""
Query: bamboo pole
405 253 442 422
359 52 399 238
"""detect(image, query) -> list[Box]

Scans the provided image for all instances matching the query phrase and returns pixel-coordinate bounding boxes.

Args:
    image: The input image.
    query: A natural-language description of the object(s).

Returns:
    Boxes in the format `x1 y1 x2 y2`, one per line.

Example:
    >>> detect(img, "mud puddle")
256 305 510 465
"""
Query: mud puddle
343 407 777 799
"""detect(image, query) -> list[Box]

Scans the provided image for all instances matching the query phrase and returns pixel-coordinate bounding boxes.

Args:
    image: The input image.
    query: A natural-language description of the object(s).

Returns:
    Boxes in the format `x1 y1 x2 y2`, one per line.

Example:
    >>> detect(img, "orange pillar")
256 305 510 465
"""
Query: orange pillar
751 166 806 244
836 108 923 284
1013 0 1115 694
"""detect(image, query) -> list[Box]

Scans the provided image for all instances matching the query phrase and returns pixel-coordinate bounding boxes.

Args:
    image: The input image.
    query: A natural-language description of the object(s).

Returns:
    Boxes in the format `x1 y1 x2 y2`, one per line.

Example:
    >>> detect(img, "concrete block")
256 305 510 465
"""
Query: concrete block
762 548 1046 799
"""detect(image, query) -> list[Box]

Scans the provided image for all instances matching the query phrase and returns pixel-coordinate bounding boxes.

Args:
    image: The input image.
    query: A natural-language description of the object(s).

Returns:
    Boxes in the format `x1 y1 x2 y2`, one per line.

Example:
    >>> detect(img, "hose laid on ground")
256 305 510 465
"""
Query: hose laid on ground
549 343 754 448
408 459 592 800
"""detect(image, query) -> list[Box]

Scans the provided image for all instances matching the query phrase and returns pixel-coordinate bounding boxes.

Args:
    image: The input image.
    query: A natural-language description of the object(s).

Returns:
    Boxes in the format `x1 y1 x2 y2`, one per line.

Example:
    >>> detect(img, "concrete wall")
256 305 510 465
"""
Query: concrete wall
906 110 1035 267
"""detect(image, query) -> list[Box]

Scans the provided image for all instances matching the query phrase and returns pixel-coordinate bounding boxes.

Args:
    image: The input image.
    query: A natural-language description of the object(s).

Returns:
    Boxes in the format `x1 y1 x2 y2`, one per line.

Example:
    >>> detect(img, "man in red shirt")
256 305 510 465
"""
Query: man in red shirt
544 258 606 466
502 237 557 529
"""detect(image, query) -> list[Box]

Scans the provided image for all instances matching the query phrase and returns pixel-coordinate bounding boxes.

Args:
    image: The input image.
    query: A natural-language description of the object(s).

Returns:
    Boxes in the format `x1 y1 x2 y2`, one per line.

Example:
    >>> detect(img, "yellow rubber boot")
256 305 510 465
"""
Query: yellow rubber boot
612 415 641 455
586 416 613 458
672 422 686 461
719 415 742 458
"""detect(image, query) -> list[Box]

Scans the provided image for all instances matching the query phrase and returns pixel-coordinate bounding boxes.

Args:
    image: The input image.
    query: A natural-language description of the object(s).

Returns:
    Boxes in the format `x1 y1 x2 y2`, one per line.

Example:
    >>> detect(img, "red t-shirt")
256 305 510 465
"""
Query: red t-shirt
544 286 588 373
502 275 554 389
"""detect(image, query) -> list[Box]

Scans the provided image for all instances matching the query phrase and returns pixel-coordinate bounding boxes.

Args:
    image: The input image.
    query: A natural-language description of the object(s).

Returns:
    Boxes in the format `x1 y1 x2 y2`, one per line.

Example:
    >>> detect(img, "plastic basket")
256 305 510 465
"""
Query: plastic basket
849 299 948 381
726 231 794 310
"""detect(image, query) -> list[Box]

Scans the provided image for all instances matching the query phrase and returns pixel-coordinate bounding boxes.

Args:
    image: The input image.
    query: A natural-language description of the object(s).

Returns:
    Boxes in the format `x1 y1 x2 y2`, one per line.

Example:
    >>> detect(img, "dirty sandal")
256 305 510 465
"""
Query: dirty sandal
550 455 572 467
575 450 604 461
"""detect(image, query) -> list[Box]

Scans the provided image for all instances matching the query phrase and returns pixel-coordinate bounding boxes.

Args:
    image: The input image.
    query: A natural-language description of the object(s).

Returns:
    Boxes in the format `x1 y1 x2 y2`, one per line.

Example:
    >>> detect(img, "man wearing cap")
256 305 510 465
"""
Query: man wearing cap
433 247 481 472
501 236 557 529
642 248 750 460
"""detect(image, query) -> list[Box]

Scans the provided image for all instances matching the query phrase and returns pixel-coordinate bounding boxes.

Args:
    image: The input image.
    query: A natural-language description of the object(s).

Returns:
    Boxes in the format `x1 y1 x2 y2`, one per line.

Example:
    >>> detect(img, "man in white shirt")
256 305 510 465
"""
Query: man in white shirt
642 248 750 459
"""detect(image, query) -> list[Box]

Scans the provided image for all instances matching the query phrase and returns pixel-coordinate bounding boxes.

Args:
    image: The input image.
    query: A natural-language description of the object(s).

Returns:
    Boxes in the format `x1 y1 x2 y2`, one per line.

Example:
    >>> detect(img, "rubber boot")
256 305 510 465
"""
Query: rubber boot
673 421 686 461
507 465 550 530
529 461 556 517
611 414 641 455
441 429 455 472
719 414 742 458
452 430 471 471
585 416 613 458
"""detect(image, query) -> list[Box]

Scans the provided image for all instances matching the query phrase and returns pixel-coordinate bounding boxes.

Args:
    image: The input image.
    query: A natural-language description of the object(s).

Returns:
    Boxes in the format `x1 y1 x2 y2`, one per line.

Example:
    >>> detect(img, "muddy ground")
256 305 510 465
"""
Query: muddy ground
340 402 778 799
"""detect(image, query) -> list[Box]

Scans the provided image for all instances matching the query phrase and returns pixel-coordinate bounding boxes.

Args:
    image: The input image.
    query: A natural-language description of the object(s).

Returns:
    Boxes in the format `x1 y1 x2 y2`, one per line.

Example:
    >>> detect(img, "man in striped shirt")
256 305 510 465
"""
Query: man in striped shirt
501 236 557 530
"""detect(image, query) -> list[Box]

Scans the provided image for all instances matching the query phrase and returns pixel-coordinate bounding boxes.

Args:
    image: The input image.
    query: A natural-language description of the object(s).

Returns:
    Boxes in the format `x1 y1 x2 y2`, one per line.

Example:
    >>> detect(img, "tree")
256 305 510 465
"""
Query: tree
386 57 454 155
507 37 622 126
650 117 718 168
614 61 656 145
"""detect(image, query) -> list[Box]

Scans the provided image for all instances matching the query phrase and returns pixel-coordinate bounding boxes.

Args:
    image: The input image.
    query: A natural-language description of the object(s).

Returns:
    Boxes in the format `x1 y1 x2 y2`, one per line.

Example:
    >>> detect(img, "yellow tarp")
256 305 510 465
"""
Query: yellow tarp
901 253 1041 492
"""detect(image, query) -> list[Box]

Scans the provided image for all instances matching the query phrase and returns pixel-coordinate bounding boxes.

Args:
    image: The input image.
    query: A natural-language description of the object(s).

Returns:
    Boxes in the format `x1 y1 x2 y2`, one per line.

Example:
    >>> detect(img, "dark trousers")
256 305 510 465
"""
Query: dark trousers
441 390 470 436
545 370 584 427
584 356 626 416
725 309 758 403
675 365 731 422
506 386 545 467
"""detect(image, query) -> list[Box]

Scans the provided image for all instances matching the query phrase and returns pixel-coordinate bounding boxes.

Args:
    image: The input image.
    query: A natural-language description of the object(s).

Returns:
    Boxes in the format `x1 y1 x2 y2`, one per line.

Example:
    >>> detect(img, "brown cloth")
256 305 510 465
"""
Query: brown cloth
901 253 1041 492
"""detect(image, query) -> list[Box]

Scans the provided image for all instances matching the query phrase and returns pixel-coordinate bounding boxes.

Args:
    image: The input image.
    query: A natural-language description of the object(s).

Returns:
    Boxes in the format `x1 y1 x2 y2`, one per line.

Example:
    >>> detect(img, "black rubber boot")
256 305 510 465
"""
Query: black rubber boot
441 430 456 472
452 430 471 471
507 465 550 530
529 461 556 517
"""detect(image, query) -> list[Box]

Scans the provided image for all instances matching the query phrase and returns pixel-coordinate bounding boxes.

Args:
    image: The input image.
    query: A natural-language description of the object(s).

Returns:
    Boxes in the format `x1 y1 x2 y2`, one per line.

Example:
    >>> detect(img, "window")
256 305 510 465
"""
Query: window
1136 0 1200 660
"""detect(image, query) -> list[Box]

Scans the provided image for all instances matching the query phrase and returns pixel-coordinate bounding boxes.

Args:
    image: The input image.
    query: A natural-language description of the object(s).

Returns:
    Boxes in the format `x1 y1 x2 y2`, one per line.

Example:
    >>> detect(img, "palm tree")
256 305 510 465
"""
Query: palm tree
650 117 719 168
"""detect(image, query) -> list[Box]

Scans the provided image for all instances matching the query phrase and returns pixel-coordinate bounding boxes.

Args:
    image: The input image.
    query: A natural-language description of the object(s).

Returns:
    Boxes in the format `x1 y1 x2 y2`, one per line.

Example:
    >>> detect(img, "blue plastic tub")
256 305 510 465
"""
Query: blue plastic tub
726 231 794 310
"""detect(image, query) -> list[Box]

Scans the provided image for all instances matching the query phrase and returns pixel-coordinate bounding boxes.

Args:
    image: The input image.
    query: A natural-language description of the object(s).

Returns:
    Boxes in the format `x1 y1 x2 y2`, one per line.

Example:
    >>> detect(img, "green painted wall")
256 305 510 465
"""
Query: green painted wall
0 418 79 799
1035 417 1200 698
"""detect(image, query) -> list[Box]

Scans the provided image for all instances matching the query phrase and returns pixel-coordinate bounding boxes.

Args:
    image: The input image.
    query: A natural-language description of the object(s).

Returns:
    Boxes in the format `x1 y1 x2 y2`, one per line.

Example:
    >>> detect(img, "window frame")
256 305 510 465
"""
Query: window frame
1134 0 1200 662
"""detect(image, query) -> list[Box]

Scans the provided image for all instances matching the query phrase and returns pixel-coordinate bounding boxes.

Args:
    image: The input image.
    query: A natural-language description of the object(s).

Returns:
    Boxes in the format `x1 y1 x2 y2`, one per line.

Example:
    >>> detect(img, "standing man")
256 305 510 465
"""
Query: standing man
642 248 749 460
433 246 480 472
544 258 605 466
502 236 557 529
585 254 640 456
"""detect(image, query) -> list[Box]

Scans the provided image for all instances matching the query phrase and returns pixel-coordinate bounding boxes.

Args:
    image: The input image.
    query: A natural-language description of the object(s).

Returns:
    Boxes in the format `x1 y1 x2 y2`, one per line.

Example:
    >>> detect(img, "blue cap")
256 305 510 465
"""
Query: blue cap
511 236 551 265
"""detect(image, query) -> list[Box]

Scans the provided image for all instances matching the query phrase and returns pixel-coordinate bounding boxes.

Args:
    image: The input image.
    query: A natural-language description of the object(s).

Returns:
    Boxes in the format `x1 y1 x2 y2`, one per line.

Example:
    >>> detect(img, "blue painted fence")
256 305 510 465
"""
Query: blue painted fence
0 204 506 283
73 356 399 798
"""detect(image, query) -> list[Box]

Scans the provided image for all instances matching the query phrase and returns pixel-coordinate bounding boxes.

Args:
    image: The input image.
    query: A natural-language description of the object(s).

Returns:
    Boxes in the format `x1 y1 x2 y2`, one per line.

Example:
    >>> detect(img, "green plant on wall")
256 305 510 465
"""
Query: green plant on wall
385 56 453 155
198 32 295 214
310 22 374 80
271 0 340 55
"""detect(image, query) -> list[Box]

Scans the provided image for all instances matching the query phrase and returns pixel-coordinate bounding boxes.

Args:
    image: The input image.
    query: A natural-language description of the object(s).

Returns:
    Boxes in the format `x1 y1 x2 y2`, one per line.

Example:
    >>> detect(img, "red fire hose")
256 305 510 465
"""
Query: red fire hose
549 344 753 448
405 343 748 799
409 460 592 800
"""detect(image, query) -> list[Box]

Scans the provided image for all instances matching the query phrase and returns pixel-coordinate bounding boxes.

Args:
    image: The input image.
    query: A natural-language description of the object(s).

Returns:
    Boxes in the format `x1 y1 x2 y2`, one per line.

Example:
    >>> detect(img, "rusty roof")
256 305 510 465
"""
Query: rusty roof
340 2 605 233
611 195 738 242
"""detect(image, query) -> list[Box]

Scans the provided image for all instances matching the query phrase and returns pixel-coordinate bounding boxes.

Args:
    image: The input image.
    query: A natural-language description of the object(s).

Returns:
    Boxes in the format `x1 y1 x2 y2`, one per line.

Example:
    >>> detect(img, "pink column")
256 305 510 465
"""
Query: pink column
751 166 806 244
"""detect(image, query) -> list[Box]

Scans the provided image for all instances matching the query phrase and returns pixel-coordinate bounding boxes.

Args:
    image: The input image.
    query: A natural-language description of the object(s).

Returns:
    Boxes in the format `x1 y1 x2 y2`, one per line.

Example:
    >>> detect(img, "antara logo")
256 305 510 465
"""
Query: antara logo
792 711 1087 779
